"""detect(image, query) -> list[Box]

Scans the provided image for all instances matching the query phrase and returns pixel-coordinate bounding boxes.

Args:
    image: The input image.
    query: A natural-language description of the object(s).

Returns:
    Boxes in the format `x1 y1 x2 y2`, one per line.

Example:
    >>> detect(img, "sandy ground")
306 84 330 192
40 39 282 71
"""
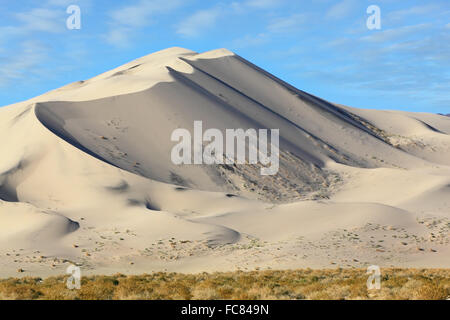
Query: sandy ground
0 47 449 278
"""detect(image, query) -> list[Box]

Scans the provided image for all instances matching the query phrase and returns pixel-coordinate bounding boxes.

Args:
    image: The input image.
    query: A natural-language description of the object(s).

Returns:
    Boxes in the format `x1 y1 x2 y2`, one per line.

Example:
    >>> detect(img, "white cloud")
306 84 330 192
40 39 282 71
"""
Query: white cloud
231 33 270 48
105 0 182 46
267 13 308 33
388 4 441 21
177 0 286 40
15 8 65 33
46 0 86 7
361 23 431 43
326 0 356 20
0 26 23 41
176 8 220 38
175 0 286 39
230 0 284 13
104 28 133 48
2 2 89 37
245 0 284 9
0 41 48 86
109 0 182 28
232 11 310 48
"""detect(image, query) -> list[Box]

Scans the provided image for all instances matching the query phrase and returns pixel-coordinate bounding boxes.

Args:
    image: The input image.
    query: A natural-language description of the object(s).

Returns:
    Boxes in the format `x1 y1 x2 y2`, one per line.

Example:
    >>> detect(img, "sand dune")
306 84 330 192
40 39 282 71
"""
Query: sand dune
0 48 448 277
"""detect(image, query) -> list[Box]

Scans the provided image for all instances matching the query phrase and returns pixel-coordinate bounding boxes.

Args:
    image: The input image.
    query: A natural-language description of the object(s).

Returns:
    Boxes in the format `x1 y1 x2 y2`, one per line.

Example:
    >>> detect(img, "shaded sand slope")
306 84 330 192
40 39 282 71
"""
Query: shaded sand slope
0 48 448 277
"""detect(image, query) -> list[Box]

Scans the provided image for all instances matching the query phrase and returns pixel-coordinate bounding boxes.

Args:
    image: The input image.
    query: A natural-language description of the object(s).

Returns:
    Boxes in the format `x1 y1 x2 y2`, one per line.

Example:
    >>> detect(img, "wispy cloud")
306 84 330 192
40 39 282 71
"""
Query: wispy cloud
231 0 284 12
326 0 356 20
0 2 91 88
14 8 66 33
361 23 432 43
0 41 49 86
232 11 310 48
45 0 90 7
387 4 441 22
232 33 270 48
267 13 308 34
109 0 181 28
245 0 284 9
178 0 287 38
104 29 133 48
2 1 89 37
105 0 183 46
0 26 23 41
176 7 221 38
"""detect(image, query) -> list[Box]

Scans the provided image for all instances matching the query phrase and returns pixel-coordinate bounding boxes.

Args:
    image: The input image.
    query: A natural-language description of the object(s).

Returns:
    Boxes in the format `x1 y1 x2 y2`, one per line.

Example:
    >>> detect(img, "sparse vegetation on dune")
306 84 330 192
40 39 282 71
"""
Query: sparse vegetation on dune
0 268 449 300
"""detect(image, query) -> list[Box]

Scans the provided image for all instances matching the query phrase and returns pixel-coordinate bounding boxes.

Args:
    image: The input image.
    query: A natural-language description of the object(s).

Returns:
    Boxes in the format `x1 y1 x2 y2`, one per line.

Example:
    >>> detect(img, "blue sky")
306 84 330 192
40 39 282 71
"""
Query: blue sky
0 0 449 113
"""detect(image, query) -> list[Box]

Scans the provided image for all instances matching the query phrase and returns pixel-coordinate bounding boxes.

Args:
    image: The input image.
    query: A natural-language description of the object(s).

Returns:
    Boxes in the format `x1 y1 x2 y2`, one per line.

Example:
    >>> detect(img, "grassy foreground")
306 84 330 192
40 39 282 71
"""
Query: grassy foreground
0 268 449 300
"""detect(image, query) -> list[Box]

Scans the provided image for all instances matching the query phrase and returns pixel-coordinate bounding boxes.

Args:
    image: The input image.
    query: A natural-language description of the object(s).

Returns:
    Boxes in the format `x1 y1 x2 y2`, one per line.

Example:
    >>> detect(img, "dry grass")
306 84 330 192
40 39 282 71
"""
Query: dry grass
0 268 449 300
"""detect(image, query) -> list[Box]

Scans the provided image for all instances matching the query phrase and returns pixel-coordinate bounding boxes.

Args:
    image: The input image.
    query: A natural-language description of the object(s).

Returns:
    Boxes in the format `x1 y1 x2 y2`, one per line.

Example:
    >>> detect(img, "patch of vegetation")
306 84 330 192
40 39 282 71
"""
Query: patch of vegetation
0 268 448 300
